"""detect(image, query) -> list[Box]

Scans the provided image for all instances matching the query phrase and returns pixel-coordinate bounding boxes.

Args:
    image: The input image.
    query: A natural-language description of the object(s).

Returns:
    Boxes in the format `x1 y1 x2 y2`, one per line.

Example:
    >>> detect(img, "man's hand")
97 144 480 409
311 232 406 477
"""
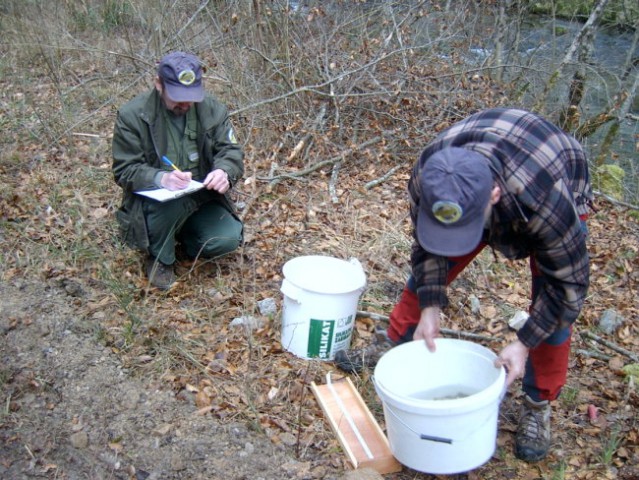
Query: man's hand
414 306 441 352
494 339 529 387
161 170 192 191
203 169 231 194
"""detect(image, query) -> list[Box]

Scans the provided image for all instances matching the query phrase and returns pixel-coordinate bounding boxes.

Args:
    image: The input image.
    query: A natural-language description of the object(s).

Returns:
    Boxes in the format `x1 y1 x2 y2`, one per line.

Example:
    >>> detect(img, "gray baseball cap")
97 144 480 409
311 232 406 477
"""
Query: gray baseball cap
157 51 204 102
417 147 494 256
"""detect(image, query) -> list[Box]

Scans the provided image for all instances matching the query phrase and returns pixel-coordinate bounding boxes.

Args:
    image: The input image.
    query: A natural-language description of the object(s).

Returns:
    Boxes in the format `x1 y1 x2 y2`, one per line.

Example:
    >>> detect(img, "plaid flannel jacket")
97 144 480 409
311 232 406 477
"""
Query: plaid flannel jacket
408 108 593 349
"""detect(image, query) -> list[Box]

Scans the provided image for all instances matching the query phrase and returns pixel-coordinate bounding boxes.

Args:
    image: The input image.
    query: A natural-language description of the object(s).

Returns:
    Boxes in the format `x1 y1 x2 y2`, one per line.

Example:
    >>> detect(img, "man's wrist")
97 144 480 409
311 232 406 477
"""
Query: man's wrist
154 171 167 188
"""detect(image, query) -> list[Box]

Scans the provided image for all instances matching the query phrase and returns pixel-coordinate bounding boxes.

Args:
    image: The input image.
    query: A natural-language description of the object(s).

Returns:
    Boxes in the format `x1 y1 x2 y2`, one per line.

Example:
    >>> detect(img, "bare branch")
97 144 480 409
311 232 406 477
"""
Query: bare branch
258 135 386 185
329 162 341 204
593 190 639 210
356 311 497 343
576 349 611 361
364 165 402 190
581 330 639 362
533 0 612 111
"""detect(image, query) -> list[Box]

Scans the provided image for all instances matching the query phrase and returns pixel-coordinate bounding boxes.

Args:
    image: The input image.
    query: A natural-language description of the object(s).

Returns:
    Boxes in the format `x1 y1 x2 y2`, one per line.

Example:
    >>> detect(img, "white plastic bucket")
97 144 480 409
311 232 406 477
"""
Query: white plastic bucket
373 338 505 474
280 256 366 360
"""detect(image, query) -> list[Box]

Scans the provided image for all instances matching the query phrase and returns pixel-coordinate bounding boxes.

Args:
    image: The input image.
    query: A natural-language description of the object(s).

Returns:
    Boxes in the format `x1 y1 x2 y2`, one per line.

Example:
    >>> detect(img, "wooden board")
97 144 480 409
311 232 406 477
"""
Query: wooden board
311 376 401 474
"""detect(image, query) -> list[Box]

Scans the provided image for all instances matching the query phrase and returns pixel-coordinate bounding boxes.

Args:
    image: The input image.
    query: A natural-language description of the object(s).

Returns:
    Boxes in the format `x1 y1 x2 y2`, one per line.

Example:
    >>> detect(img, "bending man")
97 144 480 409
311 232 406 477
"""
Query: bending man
336 108 592 462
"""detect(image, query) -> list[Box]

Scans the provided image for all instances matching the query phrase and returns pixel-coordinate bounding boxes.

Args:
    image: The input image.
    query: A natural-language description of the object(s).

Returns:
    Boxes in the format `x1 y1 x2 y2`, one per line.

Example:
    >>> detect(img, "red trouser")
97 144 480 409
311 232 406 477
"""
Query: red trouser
387 215 587 402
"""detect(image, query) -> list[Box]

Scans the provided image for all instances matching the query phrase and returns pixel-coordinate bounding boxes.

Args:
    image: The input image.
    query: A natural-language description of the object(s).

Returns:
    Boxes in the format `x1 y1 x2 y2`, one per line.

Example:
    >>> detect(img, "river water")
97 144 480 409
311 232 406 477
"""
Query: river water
465 15 638 199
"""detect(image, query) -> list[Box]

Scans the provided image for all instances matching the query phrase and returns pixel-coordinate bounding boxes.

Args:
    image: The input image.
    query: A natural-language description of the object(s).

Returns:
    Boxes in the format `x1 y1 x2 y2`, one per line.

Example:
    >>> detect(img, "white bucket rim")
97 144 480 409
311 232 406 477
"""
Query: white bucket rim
373 339 506 414
282 255 366 295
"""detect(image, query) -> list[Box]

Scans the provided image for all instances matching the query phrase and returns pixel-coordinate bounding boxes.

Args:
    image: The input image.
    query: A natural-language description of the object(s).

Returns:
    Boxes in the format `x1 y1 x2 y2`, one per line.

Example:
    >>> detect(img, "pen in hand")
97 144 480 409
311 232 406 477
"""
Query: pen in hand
162 155 181 172
161 156 191 190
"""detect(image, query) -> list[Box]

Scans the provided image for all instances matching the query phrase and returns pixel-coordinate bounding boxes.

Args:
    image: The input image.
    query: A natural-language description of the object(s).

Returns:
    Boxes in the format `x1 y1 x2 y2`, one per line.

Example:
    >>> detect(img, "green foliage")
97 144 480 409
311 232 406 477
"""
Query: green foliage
68 5 97 32
66 0 133 32
101 0 133 29
621 363 639 383
547 460 568 480
559 385 580 409
528 0 639 26
598 427 623 465
592 164 626 201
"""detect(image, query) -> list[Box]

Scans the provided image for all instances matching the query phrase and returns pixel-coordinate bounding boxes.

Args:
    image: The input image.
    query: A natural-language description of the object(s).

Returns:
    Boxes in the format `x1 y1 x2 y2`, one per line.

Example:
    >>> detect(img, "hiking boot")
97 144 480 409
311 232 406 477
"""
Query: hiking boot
145 256 176 289
515 395 551 462
334 327 396 373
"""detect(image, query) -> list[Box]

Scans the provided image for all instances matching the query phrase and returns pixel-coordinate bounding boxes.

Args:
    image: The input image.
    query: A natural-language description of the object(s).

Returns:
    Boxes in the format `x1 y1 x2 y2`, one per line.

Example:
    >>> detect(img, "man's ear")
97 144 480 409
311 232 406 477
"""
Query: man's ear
490 184 501 205
154 77 163 93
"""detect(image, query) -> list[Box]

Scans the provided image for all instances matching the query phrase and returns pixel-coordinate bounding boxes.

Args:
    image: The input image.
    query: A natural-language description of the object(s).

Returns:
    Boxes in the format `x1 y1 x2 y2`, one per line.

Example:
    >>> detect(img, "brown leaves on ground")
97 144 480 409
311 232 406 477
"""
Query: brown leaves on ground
1 61 638 480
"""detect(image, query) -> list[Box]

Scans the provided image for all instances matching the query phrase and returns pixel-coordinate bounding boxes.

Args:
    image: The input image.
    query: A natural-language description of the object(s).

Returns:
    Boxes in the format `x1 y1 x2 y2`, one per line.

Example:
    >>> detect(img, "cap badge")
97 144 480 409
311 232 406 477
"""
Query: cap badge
432 200 463 224
178 69 196 86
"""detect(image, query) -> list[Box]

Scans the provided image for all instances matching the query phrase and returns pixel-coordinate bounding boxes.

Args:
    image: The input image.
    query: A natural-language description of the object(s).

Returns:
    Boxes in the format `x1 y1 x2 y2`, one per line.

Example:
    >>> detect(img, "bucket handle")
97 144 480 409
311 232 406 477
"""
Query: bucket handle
382 402 453 444
373 376 499 445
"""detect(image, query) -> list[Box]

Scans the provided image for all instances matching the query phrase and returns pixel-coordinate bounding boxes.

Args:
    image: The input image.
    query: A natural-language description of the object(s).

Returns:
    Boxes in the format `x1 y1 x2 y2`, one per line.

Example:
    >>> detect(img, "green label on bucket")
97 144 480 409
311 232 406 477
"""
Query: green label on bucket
307 319 335 359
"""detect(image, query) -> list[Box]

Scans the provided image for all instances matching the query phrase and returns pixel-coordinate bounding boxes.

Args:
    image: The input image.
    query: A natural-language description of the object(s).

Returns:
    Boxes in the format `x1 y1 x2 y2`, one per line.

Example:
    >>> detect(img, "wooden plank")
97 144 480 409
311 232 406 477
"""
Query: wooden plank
311 376 402 474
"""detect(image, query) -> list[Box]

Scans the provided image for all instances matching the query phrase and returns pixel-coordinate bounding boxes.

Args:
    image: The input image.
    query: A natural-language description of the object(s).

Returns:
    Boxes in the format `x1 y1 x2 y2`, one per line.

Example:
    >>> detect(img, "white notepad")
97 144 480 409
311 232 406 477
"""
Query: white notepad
135 180 205 202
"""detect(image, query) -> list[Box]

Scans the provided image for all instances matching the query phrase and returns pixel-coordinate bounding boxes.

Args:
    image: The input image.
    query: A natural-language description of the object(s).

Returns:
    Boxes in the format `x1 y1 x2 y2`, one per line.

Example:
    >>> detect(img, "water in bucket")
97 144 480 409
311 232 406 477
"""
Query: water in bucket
374 338 505 474
411 384 479 401
280 256 366 360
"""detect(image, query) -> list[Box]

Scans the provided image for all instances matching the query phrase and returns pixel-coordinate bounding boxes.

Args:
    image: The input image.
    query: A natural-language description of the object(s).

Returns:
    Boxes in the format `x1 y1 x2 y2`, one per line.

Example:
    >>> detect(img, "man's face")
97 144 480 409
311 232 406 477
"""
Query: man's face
155 78 193 116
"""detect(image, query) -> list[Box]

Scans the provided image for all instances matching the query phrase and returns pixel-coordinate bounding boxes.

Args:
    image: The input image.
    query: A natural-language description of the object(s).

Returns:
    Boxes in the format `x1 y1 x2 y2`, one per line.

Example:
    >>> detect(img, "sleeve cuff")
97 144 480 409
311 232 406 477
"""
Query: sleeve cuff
516 321 543 349
154 171 166 188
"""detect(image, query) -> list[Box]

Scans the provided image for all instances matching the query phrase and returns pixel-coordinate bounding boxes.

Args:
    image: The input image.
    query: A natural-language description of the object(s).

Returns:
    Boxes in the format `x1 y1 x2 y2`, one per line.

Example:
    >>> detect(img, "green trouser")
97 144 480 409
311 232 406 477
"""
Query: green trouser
143 191 243 265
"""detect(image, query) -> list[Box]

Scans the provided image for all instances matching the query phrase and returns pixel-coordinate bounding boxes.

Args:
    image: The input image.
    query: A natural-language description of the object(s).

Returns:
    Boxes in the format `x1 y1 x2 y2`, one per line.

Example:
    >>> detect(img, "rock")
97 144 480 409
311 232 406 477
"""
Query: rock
69 431 89 449
341 467 384 480
239 441 256 457
281 460 311 478
508 310 529 331
257 297 277 316
279 432 297 446
230 315 264 329
469 294 481 314
122 389 141 409
598 308 624 334
170 453 186 471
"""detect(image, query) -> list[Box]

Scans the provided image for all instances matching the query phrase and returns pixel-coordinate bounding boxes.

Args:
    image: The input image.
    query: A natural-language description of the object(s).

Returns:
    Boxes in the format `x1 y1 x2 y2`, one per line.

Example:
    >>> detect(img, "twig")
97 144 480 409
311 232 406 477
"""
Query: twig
581 330 639 362
72 132 102 138
364 165 402 190
356 310 497 343
296 361 313 459
593 190 639 211
24 444 36 460
440 329 497 343
258 135 385 185
575 348 611 362
329 161 341 204
357 311 389 323
174 0 211 40
287 106 326 163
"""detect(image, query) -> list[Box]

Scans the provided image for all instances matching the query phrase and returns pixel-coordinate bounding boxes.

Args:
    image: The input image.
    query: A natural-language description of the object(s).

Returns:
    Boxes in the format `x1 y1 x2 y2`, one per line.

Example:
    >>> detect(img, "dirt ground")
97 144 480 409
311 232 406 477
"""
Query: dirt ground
1 197 639 480
0 278 344 480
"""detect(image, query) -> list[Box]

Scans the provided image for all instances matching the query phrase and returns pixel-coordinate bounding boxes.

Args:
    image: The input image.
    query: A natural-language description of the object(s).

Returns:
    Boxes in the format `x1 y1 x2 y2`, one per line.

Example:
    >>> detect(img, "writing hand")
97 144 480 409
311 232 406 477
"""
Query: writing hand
203 169 231 194
494 339 529 387
161 170 192 191
414 306 441 352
